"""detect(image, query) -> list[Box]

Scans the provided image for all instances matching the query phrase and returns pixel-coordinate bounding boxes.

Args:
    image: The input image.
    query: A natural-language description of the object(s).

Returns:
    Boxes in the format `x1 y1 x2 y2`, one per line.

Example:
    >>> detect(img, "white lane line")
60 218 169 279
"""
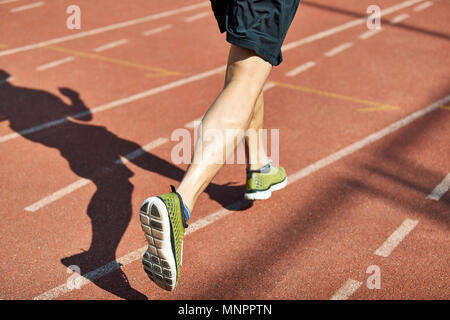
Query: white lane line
390 13 410 24
25 138 169 212
374 219 419 258
0 0 20 4
263 81 276 92
114 137 169 166
0 0 426 143
33 94 450 299
281 0 424 51
282 19 364 51
93 39 128 52
35 56 75 71
184 11 210 22
0 65 227 144
324 42 353 57
10 1 43 12
330 279 363 300
426 174 450 201
0 1 210 57
184 117 202 129
142 24 172 37
0 76 15 86
414 1 433 12
288 95 450 185
24 179 91 212
359 28 383 40
0 0 423 58
33 200 245 300
18 82 450 211
33 246 147 300
285 61 316 77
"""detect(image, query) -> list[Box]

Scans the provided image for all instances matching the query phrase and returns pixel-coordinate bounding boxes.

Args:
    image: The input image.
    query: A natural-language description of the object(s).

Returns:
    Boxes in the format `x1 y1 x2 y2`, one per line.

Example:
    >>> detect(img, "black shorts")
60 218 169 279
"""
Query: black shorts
210 0 300 66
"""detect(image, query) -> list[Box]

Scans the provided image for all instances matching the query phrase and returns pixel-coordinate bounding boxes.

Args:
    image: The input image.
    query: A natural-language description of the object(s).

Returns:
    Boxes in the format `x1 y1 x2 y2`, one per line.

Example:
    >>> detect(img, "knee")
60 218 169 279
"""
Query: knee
224 69 265 103
224 46 272 95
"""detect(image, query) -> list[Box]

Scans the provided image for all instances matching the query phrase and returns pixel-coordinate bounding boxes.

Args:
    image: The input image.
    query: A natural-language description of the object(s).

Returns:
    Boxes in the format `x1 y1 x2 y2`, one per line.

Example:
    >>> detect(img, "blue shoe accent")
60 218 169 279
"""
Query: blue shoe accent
183 203 191 221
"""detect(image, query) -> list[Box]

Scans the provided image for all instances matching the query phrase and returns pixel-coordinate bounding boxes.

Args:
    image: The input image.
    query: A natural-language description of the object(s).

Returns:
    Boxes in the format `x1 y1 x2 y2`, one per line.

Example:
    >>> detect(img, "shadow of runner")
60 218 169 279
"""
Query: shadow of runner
0 70 252 299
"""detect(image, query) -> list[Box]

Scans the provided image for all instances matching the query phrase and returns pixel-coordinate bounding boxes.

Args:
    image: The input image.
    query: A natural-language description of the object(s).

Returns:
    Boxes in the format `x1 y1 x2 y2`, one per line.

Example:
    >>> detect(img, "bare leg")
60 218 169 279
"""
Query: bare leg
245 91 270 170
177 45 272 211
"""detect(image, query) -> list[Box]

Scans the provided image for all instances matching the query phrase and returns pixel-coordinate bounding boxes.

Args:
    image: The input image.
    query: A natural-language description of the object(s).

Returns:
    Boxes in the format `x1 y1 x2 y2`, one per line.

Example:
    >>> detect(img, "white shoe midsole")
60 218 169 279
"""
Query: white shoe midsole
244 177 288 200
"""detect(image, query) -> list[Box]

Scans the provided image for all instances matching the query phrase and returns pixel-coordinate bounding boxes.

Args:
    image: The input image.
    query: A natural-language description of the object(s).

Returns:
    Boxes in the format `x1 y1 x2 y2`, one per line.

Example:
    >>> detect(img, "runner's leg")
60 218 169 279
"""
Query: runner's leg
176 44 272 211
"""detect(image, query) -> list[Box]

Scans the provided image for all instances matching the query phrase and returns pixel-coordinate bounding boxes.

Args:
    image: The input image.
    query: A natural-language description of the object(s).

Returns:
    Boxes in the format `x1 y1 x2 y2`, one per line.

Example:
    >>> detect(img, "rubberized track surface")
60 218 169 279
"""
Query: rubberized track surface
0 0 449 300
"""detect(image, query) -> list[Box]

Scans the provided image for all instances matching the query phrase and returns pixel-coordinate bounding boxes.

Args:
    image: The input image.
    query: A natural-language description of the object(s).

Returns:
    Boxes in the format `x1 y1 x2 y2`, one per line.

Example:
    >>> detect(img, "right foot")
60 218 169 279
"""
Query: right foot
244 162 287 200
139 186 188 291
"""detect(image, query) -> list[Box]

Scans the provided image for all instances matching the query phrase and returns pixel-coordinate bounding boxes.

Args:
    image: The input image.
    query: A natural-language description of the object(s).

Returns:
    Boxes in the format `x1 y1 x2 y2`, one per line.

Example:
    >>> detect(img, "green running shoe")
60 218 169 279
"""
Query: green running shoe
244 161 287 200
139 186 188 291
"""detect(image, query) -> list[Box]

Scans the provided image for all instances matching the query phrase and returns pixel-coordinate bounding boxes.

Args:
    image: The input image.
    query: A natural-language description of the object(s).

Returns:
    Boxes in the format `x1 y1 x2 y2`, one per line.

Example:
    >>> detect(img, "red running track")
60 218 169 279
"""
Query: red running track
0 0 448 300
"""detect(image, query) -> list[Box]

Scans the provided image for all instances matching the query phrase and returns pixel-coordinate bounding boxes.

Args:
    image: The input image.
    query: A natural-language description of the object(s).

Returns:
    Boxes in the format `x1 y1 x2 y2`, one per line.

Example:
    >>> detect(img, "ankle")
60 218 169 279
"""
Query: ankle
248 160 270 171
176 188 194 213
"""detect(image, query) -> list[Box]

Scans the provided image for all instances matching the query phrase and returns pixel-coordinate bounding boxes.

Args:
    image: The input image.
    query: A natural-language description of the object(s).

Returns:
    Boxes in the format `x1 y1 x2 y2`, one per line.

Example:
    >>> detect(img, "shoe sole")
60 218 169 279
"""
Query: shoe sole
244 177 288 200
140 196 180 291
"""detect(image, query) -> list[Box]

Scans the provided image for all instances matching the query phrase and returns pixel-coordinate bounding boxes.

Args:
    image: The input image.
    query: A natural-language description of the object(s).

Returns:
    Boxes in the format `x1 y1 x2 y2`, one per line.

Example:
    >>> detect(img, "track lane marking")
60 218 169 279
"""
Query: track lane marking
10 1 44 12
184 11 211 22
93 39 128 53
24 179 92 212
390 13 410 24
359 28 383 40
142 24 173 37
24 138 169 212
281 0 424 52
114 137 169 166
0 1 210 57
426 174 450 201
374 219 419 258
273 81 400 111
287 95 449 184
32 94 450 299
414 1 433 12
0 0 424 58
330 279 363 300
33 200 245 300
0 65 225 144
46 45 180 78
324 42 353 57
262 82 276 92
35 56 75 71
285 61 316 77
0 0 20 4
0 76 15 86
184 118 202 129
0 0 424 143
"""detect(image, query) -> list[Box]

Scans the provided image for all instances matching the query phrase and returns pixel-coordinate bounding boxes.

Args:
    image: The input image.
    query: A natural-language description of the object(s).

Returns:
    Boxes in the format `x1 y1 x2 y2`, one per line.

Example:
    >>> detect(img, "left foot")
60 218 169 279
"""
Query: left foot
139 186 188 291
